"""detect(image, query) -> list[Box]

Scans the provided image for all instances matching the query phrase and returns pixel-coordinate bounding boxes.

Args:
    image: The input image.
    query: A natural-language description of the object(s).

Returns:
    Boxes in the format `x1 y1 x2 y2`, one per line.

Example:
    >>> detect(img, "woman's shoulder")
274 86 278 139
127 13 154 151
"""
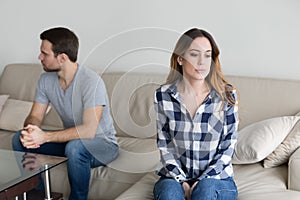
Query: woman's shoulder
155 83 175 102
156 82 176 93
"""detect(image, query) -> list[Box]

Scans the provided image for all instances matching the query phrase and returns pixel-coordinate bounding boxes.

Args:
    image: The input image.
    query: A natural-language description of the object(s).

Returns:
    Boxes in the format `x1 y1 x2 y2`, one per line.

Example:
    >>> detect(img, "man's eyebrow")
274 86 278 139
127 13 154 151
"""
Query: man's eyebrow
41 50 48 55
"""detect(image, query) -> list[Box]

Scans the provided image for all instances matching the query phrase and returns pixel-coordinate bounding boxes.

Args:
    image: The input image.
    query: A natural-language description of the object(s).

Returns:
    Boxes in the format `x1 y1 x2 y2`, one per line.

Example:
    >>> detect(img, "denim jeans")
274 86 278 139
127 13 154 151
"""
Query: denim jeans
153 177 238 200
12 130 119 200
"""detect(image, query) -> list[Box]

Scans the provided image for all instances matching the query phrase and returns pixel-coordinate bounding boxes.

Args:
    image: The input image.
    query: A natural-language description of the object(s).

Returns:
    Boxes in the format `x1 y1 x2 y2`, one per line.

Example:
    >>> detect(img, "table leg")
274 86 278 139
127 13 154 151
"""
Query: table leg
43 164 53 200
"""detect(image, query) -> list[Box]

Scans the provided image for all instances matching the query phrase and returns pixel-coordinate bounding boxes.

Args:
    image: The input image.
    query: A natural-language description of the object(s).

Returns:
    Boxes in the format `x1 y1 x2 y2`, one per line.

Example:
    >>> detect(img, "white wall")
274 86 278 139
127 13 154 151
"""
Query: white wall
0 0 299 79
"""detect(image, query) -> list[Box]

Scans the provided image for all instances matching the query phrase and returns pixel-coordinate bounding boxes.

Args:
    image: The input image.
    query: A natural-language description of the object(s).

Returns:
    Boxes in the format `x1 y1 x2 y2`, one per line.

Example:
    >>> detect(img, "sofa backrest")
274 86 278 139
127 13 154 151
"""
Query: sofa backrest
101 72 166 138
0 63 63 129
227 76 300 129
1 63 300 137
0 63 43 101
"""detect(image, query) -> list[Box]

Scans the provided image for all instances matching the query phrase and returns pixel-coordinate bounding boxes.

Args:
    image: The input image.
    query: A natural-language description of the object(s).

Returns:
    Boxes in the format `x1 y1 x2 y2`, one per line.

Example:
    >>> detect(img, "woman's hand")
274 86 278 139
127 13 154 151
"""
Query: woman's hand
191 181 198 192
182 182 191 200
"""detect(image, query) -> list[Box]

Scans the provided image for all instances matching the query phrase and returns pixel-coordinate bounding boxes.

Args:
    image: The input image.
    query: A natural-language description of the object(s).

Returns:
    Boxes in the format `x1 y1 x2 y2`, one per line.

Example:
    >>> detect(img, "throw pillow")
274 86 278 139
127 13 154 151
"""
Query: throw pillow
232 116 300 164
0 95 9 114
0 99 51 131
263 118 300 168
0 99 33 131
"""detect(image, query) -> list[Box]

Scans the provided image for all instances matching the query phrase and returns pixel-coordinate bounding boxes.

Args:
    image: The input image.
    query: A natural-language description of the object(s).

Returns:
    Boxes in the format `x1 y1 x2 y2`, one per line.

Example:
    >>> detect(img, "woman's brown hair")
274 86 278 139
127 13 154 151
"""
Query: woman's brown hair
166 28 237 106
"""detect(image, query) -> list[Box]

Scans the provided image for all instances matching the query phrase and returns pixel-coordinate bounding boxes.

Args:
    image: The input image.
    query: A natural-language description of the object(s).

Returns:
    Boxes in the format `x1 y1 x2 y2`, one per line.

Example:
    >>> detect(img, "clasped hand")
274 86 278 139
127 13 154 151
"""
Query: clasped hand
22 152 46 171
20 124 45 149
182 181 198 200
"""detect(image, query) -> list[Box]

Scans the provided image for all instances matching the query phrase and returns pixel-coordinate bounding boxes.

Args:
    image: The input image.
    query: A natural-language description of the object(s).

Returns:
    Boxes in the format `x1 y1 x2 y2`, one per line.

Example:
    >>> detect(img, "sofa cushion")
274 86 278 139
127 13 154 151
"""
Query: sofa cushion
0 99 33 131
233 163 300 200
233 116 300 164
0 63 43 102
102 72 166 138
0 99 51 131
0 130 14 150
288 147 300 191
264 119 300 168
0 95 9 114
108 137 159 173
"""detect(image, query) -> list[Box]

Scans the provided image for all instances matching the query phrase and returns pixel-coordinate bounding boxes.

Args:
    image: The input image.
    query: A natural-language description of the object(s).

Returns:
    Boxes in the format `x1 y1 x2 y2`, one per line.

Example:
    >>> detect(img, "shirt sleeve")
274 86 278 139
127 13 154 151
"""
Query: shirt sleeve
81 75 107 109
199 89 239 180
35 74 50 105
154 90 187 182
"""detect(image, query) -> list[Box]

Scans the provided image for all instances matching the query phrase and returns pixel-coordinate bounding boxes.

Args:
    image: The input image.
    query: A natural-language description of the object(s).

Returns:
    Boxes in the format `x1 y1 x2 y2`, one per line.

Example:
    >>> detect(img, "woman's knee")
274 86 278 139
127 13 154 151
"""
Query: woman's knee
192 178 237 200
153 177 184 200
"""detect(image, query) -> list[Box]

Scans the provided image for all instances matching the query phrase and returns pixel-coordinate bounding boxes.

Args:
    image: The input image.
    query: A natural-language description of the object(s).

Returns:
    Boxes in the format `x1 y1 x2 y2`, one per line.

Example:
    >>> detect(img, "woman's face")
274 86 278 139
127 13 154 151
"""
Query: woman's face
178 36 212 81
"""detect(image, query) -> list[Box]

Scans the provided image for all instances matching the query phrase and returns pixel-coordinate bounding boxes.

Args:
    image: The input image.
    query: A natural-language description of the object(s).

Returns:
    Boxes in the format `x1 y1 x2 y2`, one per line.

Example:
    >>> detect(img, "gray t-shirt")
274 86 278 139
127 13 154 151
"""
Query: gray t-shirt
35 65 117 144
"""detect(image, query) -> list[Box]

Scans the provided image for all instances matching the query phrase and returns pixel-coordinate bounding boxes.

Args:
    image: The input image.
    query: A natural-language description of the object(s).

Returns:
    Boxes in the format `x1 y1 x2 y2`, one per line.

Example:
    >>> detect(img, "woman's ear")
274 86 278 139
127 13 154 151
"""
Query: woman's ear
177 56 183 65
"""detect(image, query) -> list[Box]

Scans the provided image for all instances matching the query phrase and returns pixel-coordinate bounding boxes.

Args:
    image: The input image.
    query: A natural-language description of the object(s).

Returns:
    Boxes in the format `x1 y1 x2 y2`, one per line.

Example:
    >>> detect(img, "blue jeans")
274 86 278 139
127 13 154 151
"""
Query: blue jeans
12 130 119 200
153 177 238 200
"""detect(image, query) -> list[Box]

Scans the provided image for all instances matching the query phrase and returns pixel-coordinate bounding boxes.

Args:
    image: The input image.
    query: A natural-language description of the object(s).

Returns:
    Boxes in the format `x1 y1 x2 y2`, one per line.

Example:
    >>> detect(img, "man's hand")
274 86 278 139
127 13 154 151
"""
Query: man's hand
22 153 46 170
20 124 46 149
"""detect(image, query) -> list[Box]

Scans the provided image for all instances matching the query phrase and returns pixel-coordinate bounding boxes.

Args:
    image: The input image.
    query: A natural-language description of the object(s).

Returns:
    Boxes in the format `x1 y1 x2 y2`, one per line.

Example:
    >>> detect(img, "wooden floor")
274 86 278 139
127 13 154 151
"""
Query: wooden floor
15 189 63 200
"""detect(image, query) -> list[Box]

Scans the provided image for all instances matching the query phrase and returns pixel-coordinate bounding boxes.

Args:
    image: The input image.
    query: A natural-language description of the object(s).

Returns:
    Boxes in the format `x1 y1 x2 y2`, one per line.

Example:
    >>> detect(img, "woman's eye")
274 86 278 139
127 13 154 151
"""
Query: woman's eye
190 53 198 57
206 54 212 58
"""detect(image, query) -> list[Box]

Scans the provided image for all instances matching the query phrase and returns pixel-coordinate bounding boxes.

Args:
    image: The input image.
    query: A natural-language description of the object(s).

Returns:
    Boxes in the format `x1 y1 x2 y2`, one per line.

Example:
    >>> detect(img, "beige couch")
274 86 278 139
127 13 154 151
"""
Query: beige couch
0 63 300 200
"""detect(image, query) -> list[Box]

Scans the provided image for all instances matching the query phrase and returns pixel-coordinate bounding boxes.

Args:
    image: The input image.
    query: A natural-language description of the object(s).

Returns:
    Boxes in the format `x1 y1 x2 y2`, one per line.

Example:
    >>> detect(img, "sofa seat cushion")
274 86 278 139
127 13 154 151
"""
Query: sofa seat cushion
50 136 159 199
117 164 300 200
234 163 300 199
116 172 159 200
108 136 160 173
50 158 148 200
0 130 14 150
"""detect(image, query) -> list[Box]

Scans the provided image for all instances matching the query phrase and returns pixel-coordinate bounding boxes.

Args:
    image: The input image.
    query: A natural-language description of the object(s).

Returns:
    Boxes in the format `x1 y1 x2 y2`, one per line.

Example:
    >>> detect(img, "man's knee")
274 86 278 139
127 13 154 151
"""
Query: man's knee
65 139 87 159
12 130 23 150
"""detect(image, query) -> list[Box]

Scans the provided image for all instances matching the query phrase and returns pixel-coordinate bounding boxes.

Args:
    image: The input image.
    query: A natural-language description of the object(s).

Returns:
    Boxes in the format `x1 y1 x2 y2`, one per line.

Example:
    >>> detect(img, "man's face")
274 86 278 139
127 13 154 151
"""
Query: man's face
38 40 61 72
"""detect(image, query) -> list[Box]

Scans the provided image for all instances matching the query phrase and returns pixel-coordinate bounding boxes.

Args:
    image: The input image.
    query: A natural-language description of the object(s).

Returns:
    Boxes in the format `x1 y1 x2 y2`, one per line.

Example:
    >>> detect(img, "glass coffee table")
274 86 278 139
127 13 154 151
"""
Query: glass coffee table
0 149 67 200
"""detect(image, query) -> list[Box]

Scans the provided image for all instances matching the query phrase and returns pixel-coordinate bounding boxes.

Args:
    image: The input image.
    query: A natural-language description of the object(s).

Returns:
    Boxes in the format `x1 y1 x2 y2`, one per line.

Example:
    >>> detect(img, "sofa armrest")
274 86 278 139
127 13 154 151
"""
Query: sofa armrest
288 147 300 191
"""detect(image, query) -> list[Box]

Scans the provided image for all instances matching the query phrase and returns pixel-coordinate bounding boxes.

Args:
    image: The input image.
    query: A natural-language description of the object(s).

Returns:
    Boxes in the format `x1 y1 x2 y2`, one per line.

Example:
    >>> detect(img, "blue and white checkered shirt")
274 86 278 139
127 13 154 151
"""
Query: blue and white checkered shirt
154 81 239 183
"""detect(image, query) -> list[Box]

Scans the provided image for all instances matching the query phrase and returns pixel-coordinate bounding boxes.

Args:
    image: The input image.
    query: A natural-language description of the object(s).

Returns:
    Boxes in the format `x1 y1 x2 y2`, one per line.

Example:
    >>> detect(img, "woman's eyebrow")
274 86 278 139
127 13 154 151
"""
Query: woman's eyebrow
189 48 212 52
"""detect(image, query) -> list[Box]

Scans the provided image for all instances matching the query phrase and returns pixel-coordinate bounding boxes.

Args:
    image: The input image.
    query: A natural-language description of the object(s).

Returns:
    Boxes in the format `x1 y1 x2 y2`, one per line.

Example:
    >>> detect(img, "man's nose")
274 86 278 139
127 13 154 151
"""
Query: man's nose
38 54 43 60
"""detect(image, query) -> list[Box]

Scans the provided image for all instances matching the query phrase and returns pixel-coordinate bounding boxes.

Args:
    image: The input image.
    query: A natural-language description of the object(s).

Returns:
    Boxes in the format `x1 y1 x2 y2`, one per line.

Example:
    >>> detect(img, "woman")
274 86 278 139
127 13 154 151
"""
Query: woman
153 28 239 200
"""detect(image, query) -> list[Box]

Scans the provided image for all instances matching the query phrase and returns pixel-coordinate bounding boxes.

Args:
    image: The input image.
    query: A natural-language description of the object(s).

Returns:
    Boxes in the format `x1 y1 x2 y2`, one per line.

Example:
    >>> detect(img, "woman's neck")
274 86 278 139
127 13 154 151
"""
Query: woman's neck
179 78 209 96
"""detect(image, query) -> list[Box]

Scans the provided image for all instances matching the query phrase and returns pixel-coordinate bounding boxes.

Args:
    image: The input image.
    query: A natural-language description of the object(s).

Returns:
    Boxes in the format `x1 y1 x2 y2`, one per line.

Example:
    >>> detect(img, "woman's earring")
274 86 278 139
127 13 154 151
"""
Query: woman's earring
177 57 183 66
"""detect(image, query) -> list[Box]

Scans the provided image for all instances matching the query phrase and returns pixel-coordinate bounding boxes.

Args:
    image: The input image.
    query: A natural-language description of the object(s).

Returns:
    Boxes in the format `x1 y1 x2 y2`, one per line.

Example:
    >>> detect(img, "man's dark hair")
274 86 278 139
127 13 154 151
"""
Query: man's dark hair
40 27 79 62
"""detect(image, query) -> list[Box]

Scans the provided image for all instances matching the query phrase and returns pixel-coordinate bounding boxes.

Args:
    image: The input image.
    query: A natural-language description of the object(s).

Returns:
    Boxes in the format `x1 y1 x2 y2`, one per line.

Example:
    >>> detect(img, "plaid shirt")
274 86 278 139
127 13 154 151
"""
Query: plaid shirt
154 81 239 183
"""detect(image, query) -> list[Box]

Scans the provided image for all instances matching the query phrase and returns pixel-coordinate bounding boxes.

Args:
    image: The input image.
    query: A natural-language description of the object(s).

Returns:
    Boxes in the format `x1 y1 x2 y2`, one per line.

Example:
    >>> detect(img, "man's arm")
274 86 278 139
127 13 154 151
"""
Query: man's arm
21 102 49 148
46 105 103 141
23 105 103 148
24 102 49 127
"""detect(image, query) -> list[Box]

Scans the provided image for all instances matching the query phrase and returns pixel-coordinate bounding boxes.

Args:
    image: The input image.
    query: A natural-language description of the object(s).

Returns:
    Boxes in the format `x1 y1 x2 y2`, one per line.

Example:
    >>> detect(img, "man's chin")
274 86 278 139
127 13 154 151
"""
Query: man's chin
43 67 60 72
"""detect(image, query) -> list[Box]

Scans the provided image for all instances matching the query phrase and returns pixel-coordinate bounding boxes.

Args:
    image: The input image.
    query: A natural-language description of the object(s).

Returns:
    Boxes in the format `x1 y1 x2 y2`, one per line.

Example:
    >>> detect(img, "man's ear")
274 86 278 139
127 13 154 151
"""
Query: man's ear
57 53 69 64
177 56 183 65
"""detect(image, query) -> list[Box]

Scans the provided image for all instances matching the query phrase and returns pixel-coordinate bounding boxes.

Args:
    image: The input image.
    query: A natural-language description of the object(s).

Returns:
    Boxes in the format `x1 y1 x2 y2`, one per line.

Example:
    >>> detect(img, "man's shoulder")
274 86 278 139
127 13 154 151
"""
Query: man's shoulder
78 66 101 80
39 72 57 81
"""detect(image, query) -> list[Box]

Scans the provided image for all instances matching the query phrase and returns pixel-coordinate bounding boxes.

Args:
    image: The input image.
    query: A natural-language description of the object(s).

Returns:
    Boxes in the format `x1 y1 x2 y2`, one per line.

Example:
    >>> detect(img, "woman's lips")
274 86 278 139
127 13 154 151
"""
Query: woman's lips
195 69 206 73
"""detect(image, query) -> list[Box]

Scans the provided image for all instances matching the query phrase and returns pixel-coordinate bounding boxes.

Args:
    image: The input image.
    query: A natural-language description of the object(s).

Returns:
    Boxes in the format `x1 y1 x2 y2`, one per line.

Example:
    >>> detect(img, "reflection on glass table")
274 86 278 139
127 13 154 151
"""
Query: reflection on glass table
0 149 67 200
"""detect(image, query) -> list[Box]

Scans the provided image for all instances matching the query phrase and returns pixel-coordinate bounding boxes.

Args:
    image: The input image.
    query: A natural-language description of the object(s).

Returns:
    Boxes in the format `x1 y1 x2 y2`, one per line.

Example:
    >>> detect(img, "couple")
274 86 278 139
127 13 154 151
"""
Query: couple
12 27 239 200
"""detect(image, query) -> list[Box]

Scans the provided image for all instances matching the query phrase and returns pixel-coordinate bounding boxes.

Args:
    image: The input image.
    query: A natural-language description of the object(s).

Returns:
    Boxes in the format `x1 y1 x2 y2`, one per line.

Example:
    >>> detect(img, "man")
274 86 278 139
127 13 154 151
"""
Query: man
12 27 119 200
